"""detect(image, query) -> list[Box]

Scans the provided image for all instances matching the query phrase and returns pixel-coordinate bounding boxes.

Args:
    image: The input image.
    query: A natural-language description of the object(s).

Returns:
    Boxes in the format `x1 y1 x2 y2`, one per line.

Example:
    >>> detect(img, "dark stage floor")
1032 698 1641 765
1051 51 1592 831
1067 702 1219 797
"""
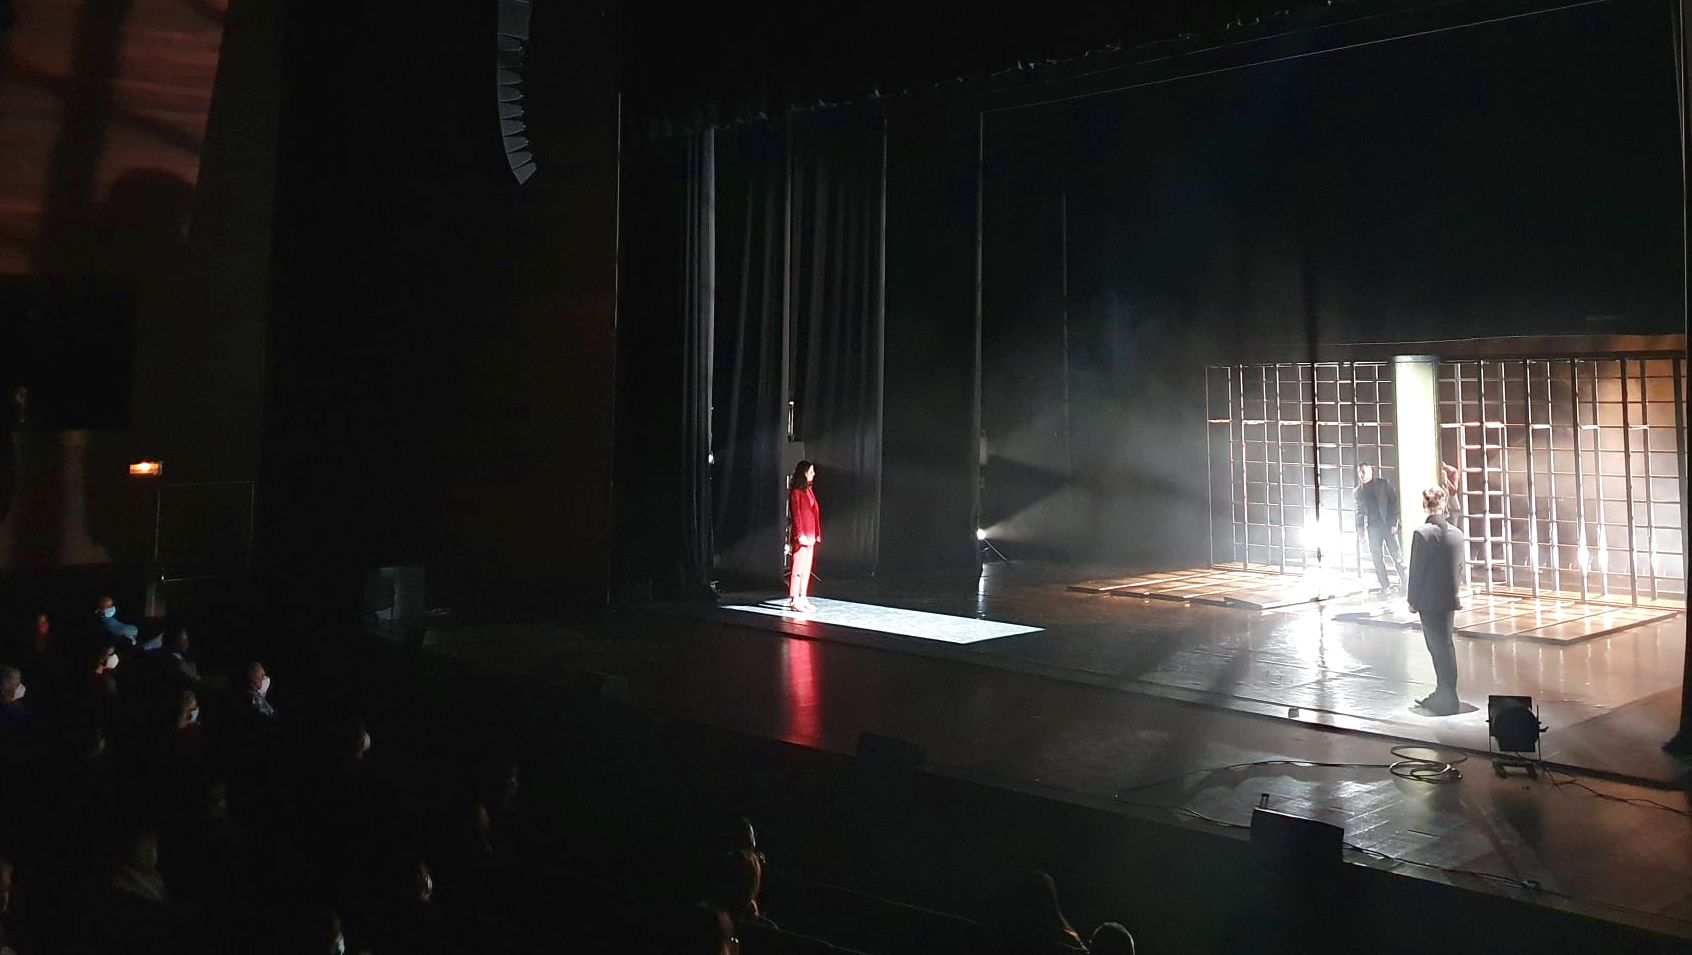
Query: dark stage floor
421 590 1692 939
704 563 1686 786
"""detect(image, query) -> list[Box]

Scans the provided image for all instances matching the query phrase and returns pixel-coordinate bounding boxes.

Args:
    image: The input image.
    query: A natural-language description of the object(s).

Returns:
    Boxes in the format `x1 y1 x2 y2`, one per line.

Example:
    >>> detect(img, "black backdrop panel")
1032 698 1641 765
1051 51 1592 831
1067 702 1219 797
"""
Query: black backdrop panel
982 0 1683 569
880 103 980 574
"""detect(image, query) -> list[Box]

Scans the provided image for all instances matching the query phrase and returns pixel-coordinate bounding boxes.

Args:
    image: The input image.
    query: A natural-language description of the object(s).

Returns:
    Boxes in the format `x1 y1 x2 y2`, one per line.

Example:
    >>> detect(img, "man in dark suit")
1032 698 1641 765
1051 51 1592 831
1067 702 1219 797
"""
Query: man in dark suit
1407 485 1466 715
1355 464 1405 593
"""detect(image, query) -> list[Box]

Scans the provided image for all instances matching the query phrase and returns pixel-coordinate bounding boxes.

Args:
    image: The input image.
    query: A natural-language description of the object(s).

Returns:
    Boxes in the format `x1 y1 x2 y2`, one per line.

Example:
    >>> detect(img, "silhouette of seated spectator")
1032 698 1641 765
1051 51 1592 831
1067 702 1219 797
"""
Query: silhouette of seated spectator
240 661 278 722
95 596 140 645
149 626 200 686
992 870 1089 955
80 643 122 726
0 667 31 729
3 613 53 671
1089 921 1135 955
708 848 777 930
91 827 185 951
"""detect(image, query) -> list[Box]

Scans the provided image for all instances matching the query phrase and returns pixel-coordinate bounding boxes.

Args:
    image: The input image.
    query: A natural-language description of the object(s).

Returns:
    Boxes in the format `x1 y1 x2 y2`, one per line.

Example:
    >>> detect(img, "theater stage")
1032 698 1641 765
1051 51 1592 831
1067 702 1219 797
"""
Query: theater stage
419 579 1692 940
703 563 1686 786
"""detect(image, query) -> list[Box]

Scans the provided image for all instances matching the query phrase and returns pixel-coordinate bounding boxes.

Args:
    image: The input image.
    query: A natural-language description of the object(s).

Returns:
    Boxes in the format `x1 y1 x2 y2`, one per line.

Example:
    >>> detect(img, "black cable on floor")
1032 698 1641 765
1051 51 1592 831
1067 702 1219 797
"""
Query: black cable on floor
1543 765 1692 818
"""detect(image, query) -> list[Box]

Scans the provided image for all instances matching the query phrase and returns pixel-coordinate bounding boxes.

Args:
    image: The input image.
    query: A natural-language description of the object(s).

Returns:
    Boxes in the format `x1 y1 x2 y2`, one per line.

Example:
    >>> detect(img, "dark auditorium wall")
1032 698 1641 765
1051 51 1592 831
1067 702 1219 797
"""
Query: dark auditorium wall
0 0 275 580
262 1 621 624
975 0 1685 568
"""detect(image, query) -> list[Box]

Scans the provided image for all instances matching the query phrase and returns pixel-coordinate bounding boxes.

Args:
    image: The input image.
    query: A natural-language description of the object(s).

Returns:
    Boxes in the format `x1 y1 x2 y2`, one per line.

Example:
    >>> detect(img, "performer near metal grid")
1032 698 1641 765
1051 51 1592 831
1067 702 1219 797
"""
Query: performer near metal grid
1354 464 1405 593
1407 485 1466 716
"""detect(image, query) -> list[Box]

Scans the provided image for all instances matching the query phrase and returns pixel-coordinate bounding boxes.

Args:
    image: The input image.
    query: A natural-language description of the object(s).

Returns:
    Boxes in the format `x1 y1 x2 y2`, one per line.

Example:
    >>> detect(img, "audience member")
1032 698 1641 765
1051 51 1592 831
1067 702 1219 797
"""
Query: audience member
153 626 201 685
0 667 30 728
242 661 278 721
95 596 140 645
707 848 777 930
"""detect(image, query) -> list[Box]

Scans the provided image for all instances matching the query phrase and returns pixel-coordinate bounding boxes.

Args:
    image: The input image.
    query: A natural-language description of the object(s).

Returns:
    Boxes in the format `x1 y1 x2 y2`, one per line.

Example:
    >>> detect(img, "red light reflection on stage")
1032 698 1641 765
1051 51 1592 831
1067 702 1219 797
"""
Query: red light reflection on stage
780 640 821 744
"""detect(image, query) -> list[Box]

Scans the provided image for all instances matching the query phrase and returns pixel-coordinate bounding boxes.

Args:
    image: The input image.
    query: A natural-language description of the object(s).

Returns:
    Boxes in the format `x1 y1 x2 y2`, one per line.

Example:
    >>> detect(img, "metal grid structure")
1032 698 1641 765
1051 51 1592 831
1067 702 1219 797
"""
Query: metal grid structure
1206 362 1397 575
1438 358 1687 605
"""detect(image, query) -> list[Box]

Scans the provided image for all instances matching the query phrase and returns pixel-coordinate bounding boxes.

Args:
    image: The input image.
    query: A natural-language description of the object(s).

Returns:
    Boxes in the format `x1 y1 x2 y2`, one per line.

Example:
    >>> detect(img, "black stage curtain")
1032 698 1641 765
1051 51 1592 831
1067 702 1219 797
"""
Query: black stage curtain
790 107 886 576
612 131 715 601
680 132 716 594
711 123 788 587
710 109 887 585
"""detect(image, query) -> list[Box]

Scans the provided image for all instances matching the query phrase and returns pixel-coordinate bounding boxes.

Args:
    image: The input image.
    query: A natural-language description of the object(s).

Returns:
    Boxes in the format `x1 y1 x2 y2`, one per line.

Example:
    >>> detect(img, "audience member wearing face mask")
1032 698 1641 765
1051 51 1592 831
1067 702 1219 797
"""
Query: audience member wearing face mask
0 667 30 728
243 662 277 721
95 597 140 645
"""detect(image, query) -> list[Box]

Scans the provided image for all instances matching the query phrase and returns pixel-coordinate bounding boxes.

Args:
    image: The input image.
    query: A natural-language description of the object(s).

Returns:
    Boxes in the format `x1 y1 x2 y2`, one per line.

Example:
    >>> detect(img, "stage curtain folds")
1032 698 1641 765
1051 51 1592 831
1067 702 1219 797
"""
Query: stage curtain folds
711 123 788 587
710 108 887 584
790 107 886 576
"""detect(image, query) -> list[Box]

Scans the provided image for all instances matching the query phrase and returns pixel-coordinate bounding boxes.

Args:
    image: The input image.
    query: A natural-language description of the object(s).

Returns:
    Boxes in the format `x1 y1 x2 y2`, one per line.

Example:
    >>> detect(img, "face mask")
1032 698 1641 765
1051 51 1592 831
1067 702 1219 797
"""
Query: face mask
102 607 117 619
187 707 199 725
8 683 22 702
106 654 120 671
258 675 271 698
359 732 371 754
332 935 346 955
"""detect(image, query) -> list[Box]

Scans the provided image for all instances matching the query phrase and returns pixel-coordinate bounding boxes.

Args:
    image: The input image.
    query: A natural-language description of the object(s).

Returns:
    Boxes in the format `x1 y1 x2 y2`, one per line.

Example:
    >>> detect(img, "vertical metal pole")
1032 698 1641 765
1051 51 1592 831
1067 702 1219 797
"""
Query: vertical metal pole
1229 367 1241 567
1636 358 1660 600
1272 364 1287 573
1206 368 1216 569
1497 362 1516 592
1620 359 1642 605
1239 365 1250 568
1452 362 1469 591
1476 362 1495 594
1590 360 1610 600
1544 361 1562 598
1570 360 1590 602
1523 361 1541 599
1347 361 1362 576
1310 363 1323 570
1675 357 1689 604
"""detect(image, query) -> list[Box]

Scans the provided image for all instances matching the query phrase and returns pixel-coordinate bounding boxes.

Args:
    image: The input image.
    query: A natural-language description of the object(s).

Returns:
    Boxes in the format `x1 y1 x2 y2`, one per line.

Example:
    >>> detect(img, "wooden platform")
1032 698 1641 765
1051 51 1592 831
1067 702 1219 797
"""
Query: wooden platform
1068 566 1372 609
1072 567 1683 644
1328 590 1679 643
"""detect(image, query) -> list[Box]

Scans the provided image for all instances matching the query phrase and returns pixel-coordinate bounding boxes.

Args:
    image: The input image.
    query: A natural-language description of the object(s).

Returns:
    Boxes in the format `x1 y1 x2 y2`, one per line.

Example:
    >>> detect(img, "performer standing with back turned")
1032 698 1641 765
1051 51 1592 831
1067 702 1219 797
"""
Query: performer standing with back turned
1408 485 1466 716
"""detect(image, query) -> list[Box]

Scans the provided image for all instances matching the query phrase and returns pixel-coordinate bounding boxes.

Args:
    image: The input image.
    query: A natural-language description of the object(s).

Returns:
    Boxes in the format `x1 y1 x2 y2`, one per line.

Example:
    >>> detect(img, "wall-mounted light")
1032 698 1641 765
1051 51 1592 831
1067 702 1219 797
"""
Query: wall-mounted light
128 461 163 477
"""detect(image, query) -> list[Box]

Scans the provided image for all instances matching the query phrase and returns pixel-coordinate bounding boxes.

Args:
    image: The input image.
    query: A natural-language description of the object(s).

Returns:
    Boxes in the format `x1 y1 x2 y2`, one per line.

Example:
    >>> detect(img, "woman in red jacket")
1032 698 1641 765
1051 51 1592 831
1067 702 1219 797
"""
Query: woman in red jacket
788 460 820 612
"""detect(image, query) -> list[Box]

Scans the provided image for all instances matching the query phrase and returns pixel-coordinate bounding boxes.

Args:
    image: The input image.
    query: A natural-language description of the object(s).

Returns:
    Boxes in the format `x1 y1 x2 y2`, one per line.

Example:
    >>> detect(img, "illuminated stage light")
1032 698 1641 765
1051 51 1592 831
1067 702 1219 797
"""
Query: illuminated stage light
976 528 988 541
128 461 163 477
728 598 1041 644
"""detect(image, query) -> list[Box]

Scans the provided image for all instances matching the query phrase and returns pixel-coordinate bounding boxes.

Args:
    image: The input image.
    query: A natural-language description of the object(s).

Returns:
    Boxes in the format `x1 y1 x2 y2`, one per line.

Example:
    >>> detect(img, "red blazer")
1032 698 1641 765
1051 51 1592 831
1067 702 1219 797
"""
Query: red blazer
789 485 820 549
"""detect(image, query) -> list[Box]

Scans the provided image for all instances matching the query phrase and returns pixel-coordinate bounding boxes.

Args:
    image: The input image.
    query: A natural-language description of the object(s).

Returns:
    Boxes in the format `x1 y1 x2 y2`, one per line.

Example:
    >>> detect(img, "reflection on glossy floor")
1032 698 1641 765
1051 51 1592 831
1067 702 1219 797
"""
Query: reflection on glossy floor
706 565 1685 784
422 599 1692 938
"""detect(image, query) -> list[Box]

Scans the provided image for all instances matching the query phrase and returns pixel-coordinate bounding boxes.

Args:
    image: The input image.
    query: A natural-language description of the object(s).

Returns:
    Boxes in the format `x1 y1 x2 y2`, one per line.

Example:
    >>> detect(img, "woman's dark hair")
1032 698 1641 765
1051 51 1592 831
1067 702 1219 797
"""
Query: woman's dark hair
790 460 814 490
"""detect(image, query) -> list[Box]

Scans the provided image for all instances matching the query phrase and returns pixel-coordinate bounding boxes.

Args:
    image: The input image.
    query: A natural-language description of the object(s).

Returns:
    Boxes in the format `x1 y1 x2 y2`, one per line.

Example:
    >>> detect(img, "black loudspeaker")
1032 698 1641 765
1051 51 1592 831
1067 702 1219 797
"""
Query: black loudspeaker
1248 806 1343 874
496 0 535 184
1245 806 1345 954
855 732 927 772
